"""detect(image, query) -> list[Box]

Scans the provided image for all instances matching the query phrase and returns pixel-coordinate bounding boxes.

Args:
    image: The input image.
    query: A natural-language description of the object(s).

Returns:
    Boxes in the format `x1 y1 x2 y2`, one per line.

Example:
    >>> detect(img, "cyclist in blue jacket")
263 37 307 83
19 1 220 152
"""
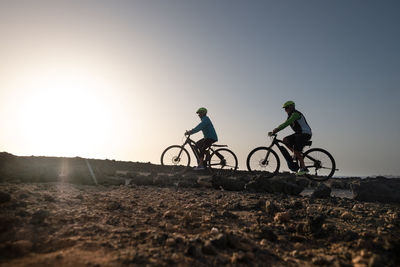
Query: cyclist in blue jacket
185 107 218 170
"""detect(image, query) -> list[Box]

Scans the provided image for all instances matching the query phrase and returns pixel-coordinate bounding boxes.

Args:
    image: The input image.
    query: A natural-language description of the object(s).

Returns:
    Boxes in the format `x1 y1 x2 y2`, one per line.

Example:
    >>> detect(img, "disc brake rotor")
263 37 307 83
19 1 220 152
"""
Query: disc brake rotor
259 159 268 167
172 156 180 164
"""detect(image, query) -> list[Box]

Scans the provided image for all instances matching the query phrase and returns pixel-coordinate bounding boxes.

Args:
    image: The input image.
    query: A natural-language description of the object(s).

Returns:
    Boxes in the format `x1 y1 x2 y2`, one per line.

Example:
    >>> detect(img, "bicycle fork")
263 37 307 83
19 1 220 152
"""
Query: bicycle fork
262 150 271 165
175 147 187 163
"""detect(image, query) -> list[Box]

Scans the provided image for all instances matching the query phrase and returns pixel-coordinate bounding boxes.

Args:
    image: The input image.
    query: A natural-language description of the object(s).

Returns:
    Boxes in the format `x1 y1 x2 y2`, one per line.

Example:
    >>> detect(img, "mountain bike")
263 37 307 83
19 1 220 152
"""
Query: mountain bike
161 134 238 173
246 134 336 181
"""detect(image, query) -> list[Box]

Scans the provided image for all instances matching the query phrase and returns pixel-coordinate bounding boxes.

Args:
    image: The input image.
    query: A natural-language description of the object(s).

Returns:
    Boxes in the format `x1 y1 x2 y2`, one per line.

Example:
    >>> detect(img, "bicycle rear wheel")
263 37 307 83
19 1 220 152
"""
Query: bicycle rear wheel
302 148 335 181
161 145 191 172
246 147 280 178
208 148 238 174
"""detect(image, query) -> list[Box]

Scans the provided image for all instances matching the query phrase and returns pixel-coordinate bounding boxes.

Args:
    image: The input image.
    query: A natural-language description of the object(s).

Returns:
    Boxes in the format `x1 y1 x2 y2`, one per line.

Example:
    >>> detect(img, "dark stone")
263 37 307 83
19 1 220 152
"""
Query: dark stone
16 210 30 217
311 184 331 199
186 245 203 258
146 206 156 213
30 210 50 224
211 233 228 249
281 176 297 184
202 240 217 255
106 216 120 226
296 178 310 188
265 200 279 217
259 227 277 242
153 175 175 186
212 176 246 191
107 201 123 211
130 175 154 186
0 216 17 232
231 251 250 264
237 175 252 183
296 223 306 234
222 211 238 219
351 177 400 203
368 254 385 267
342 230 359 242
226 233 246 250
0 191 11 204
328 179 349 189
230 202 246 211
305 215 326 235
290 200 303 209
18 193 29 199
246 178 304 195
43 194 55 202
98 176 126 186
289 235 306 243
251 199 266 211
177 176 199 188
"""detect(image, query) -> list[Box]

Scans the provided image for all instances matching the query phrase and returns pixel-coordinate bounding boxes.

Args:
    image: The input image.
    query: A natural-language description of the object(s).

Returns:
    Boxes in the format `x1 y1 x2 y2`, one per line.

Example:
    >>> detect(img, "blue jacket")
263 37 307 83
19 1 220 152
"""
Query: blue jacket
191 116 218 141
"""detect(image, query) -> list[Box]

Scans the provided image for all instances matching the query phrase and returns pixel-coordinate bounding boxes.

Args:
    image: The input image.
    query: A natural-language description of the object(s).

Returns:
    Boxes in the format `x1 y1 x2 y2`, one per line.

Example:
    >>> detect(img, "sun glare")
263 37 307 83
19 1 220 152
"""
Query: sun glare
13 68 114 157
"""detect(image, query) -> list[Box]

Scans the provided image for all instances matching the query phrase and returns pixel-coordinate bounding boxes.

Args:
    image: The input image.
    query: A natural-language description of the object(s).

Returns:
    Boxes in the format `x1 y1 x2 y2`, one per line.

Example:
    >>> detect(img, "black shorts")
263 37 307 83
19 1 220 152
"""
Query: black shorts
196 138 216 157
285 133 311 151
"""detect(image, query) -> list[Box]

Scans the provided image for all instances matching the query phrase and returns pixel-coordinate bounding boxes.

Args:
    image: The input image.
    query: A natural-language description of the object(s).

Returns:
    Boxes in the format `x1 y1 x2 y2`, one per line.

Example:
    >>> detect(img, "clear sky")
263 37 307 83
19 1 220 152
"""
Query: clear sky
1 0 399 177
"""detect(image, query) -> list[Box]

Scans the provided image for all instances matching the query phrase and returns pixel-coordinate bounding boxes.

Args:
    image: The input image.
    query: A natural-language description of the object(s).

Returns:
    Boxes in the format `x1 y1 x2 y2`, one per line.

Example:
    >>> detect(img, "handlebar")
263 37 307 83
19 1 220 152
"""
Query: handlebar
182 132 193 144
184 131 194 142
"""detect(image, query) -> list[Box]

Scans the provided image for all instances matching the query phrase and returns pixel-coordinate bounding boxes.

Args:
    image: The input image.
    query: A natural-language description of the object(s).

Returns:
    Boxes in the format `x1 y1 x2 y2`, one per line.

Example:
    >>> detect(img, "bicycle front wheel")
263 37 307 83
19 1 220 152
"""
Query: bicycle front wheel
246 147 280 178
161 145 191 171
303 148 336 181
208 148 238 173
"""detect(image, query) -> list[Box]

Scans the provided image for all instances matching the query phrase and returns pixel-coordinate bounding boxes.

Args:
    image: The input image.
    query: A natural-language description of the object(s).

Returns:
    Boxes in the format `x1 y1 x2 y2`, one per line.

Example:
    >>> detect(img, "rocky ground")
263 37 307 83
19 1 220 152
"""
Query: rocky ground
0 180 399 266
0 153 399 266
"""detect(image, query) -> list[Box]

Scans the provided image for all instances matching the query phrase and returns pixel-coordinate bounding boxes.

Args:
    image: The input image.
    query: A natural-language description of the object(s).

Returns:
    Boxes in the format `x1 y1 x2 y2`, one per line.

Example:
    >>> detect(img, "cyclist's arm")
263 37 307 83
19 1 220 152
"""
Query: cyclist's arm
276 112 301 132
190 118 210 134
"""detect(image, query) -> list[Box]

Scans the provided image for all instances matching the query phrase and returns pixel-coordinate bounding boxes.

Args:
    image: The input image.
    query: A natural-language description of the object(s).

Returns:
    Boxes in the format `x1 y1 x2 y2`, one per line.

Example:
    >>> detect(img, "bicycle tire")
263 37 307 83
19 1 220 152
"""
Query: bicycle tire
302 148 336 181
246 147 280 178
161 145 191 171
208 148 238 174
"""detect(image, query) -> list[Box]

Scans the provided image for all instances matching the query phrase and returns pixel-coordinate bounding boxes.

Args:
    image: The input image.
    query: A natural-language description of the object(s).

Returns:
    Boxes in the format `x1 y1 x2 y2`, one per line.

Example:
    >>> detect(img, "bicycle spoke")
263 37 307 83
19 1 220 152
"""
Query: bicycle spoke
208 148 238 172
209 162 235 168
161 146 190 169
246 147 279 178
303 148 336 181
318 166 333 170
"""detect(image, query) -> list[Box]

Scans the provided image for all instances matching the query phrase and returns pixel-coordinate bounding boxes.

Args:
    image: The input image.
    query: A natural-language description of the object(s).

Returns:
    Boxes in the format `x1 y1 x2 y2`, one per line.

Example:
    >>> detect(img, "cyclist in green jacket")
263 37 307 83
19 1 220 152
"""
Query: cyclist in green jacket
269 101 312 176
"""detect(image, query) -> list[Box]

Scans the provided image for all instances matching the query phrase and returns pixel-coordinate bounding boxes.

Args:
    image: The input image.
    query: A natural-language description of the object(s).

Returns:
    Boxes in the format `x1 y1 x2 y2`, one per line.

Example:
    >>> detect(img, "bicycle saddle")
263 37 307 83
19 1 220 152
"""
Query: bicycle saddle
305 141 312 146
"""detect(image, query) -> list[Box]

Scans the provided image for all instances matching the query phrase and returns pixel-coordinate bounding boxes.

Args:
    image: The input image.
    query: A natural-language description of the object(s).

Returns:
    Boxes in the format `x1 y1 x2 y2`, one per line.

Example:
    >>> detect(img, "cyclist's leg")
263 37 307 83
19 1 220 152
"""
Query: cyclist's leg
204 139 218 159
195 139 205 165
197 138 215 167
294 134 311 169
283 134 296 152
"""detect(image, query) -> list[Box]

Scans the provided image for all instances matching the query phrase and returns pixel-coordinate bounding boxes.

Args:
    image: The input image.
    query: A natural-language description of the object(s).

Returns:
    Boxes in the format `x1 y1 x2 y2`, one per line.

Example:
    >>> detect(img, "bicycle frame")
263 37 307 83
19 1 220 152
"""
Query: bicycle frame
266 134 323 171
268 135 284 149
263 135 284 160
180 135 217 164
265 135 299 171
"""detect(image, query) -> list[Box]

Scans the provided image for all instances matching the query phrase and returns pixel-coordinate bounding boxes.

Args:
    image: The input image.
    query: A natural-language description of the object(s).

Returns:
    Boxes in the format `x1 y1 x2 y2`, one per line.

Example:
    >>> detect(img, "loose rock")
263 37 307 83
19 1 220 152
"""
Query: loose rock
311 184 331 199
0 191 11 203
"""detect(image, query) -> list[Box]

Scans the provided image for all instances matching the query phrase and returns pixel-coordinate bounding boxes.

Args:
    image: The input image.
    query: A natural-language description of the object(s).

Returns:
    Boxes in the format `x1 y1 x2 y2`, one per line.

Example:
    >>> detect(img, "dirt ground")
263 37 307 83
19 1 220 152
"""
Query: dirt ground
1 180 399 267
